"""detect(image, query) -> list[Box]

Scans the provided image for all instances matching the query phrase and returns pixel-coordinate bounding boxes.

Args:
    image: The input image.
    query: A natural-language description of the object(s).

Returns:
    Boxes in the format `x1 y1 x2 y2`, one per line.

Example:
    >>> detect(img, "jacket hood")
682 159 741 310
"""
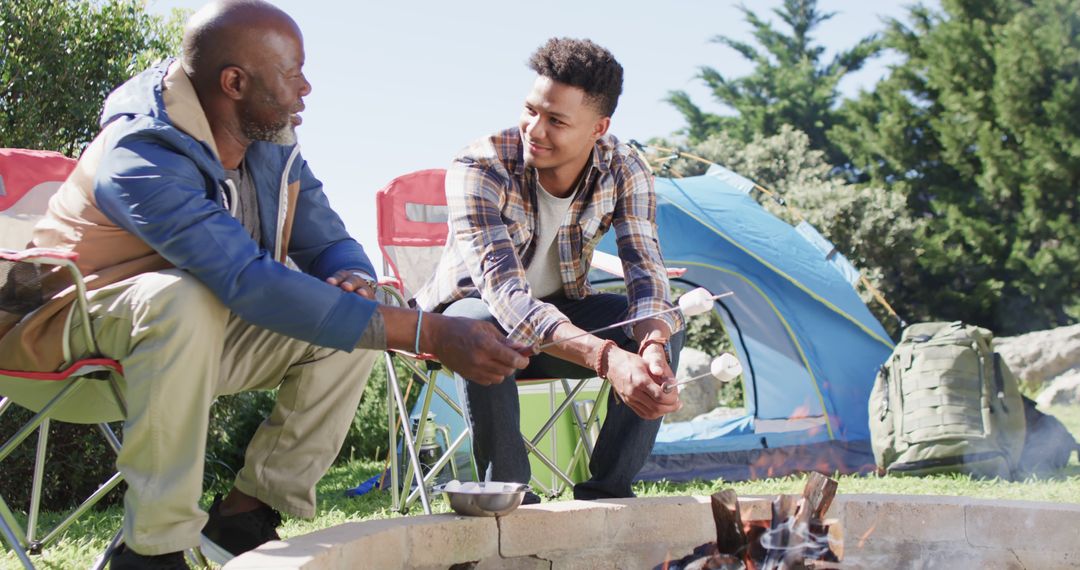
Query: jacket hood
99 59 226 181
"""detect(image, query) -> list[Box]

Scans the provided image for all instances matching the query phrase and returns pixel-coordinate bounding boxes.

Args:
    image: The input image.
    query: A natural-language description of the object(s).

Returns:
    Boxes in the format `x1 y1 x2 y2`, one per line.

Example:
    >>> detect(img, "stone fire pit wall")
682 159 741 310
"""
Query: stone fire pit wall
225 495 1080 569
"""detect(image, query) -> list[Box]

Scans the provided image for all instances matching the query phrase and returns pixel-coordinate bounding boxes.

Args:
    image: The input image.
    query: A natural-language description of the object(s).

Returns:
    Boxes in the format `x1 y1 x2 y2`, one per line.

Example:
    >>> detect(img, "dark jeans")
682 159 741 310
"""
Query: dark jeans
442 293 685 499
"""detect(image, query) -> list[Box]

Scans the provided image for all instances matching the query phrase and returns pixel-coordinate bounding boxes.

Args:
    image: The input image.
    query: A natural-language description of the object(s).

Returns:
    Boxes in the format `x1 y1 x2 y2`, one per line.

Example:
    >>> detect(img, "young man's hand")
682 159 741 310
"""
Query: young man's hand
639 342 675 382
424 314 530 384
605 348 681 420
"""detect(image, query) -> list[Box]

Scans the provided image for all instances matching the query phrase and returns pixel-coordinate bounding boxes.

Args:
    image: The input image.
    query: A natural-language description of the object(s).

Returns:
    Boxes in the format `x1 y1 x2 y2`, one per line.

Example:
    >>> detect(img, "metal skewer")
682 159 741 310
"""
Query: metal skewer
535 290 733 351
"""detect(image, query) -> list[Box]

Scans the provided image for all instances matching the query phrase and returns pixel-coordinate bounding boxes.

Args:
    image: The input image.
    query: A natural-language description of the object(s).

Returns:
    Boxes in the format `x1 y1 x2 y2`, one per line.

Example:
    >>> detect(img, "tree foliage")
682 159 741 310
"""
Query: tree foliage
668 0 881 166
0 0 186 156
832 0 1080 334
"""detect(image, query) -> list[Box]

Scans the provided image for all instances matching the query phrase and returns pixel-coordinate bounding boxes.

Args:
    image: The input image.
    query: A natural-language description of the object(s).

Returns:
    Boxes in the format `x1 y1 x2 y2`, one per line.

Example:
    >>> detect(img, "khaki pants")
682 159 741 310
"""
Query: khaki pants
70 269 376 555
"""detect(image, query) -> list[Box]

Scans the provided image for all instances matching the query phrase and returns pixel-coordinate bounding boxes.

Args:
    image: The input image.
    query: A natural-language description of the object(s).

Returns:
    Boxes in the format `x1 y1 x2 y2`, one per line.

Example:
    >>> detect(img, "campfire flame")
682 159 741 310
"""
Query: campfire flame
857 522 876 549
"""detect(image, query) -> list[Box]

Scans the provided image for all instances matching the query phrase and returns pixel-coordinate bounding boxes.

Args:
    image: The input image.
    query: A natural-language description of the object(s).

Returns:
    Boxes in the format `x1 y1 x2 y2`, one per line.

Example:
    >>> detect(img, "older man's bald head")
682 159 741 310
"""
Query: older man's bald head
181 0 301 89
179 0 310 152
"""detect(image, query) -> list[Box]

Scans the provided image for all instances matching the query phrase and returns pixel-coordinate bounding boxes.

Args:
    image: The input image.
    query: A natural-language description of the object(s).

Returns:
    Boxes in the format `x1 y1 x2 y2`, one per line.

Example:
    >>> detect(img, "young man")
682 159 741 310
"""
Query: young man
415 37 685 501
0 1 527 567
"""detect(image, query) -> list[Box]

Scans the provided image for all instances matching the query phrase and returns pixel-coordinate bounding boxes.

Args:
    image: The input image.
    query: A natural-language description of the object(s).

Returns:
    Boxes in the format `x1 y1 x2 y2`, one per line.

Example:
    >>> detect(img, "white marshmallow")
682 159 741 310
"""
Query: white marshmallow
710 353 743 383
678 287 715 316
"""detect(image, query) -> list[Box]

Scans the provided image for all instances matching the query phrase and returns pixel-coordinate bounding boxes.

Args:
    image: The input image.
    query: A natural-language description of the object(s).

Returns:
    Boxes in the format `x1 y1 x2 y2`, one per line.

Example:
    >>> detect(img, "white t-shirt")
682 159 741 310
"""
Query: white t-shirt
524 181 576 299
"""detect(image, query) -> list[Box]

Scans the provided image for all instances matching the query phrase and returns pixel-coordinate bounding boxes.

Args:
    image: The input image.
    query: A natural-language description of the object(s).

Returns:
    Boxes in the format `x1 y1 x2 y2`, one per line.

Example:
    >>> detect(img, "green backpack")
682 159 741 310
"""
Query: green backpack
869 321 1026 479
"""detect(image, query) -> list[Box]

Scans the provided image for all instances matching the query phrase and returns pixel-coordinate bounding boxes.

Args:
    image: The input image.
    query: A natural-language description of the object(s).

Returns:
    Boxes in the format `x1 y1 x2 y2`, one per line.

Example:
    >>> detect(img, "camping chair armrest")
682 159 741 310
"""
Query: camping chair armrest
376 281 408 308
1 247 99 359
0 247 79 264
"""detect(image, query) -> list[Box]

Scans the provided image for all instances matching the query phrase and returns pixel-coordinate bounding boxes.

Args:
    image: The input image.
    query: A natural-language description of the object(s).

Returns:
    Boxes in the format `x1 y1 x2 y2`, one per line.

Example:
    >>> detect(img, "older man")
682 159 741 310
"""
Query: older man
0 1 527 567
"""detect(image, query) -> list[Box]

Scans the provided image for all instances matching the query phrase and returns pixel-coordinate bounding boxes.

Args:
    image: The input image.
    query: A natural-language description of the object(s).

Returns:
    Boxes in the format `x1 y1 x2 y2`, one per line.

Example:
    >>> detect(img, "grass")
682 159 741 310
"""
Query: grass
4 405 1080 569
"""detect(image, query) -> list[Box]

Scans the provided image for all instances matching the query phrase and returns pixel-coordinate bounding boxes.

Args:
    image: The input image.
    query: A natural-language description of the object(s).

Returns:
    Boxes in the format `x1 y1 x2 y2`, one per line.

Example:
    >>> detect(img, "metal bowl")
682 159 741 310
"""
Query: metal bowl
433 481 530 517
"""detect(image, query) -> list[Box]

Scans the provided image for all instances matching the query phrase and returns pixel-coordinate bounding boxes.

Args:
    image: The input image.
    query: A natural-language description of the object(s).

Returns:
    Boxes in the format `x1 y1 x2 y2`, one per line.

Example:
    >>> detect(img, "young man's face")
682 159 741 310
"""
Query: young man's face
519 75 610 175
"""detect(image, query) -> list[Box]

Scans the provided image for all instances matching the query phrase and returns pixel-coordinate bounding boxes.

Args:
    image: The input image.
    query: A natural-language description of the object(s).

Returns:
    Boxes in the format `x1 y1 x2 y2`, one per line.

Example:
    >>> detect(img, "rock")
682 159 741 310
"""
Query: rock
1036 371 1080 407
665 347 718 423
993 323 1080 389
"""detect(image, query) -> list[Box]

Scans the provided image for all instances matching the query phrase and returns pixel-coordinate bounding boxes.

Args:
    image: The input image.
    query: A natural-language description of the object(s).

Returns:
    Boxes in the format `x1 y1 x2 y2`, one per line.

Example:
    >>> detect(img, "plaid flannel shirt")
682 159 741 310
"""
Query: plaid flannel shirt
414 127 683 347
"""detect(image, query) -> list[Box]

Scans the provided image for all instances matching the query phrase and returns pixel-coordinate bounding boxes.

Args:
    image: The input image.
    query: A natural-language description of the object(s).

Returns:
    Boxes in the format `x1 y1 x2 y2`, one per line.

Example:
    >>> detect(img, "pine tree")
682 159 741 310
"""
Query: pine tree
667 0 881 166
832 0 1080 333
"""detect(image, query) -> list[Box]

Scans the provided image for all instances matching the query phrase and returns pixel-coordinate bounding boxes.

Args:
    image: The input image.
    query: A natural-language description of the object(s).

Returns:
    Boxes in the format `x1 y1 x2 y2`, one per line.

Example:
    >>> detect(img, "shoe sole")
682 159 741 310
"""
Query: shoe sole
198 534 235 566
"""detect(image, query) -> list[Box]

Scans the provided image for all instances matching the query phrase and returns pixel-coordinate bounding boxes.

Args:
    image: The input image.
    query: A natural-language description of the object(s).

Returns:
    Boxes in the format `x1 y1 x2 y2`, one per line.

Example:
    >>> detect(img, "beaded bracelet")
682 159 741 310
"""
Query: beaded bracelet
592 339 617 380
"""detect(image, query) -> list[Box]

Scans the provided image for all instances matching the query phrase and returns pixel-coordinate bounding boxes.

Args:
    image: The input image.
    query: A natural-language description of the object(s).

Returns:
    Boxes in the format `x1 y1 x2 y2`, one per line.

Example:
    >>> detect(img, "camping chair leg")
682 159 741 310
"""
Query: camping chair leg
527 379 590 451
517 379 595 496
106 373 127 418
563 380 596 457
91 529 124 570
522 437 575 489
96 422 122 454
26 418 48 547
0 499 32 569
434 425 459 480
34 471 122 549
400 381 438 513
396 358 466 419
386 356 431 514
403 428 470 506
385 354 401 511
529 474 556 498
548 384 559 494
0 381 83 463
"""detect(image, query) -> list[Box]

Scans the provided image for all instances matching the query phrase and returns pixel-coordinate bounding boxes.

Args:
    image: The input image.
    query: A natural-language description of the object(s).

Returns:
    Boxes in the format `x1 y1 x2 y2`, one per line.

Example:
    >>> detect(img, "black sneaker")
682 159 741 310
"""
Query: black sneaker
109 543 188 569
521 491 542 505
199 494 282 564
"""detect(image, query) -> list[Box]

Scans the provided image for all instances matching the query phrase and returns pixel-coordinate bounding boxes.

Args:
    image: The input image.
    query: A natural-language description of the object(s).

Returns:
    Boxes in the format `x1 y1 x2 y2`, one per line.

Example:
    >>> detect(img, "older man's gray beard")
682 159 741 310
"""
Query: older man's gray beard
241 120 297 146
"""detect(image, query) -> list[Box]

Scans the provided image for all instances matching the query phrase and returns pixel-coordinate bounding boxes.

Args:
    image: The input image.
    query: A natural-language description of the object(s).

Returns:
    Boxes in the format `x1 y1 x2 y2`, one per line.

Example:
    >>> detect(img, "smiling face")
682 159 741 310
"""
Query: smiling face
519 75 610 193
237 26 310 145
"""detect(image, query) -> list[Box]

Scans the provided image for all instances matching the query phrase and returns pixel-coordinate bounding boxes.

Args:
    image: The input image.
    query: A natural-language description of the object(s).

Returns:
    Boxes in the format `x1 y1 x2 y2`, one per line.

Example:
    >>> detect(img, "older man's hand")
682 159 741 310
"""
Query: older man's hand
423 314 530 384
326 269 376 300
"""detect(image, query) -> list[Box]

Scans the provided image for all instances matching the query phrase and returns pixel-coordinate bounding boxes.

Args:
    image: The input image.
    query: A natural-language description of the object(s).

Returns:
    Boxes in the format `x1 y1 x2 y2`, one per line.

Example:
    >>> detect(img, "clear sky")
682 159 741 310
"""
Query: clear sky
148 0 929 274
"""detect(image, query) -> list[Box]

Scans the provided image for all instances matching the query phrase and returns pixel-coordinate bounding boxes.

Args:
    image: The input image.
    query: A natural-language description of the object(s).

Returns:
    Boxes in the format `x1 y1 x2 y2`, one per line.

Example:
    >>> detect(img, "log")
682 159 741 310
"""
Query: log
684 553 744 570
710 490 747 556
800 472 838 520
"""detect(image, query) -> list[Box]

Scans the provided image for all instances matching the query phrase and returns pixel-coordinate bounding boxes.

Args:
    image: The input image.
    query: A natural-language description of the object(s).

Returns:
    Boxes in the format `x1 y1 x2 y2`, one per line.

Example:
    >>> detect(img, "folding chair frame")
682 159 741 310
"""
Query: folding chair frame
0 249 211 569
0 249 127 569
517 378 611 497
377 285 471 514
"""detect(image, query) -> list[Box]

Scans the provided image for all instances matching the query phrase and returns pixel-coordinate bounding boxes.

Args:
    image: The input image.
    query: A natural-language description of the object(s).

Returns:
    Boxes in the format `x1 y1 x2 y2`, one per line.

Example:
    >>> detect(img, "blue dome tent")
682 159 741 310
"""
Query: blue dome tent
594 169 895 481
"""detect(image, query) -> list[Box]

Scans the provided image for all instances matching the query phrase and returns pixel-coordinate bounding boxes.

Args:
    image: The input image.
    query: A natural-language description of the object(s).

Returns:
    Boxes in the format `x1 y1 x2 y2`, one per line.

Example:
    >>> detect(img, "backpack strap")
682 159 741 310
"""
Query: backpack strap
993 353 1009 414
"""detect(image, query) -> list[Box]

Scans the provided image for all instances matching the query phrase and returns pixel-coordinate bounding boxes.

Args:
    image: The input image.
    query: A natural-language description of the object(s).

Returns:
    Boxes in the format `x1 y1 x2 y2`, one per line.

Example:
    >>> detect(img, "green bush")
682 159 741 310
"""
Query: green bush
0 0 187 155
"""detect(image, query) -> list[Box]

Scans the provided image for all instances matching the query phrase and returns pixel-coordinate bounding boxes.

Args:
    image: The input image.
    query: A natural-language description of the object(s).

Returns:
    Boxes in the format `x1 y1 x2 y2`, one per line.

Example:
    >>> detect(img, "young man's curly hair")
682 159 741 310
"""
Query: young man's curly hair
527 37 623 118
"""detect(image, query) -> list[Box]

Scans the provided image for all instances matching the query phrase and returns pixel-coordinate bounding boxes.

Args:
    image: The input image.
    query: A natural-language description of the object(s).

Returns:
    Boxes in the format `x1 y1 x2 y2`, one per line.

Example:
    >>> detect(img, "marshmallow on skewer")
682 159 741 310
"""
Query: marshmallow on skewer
711 353 743 383
663 353 744 393
677 287 718 316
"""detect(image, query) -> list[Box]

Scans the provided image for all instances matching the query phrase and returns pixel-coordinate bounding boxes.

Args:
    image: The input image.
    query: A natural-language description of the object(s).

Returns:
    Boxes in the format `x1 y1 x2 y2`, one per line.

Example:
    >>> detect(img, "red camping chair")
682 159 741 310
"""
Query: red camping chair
374 170 684 509
0 150 207 569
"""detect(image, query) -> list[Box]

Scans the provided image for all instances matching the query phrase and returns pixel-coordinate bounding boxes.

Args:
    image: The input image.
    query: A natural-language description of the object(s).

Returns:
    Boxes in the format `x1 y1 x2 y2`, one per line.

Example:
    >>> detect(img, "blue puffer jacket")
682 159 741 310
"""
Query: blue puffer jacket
88 60 377 351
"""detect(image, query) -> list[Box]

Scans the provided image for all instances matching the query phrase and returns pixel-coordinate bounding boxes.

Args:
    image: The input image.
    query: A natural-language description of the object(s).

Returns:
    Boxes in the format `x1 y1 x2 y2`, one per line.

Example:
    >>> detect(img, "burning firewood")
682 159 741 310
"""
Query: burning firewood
711 489 746 556
656 473 841 570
